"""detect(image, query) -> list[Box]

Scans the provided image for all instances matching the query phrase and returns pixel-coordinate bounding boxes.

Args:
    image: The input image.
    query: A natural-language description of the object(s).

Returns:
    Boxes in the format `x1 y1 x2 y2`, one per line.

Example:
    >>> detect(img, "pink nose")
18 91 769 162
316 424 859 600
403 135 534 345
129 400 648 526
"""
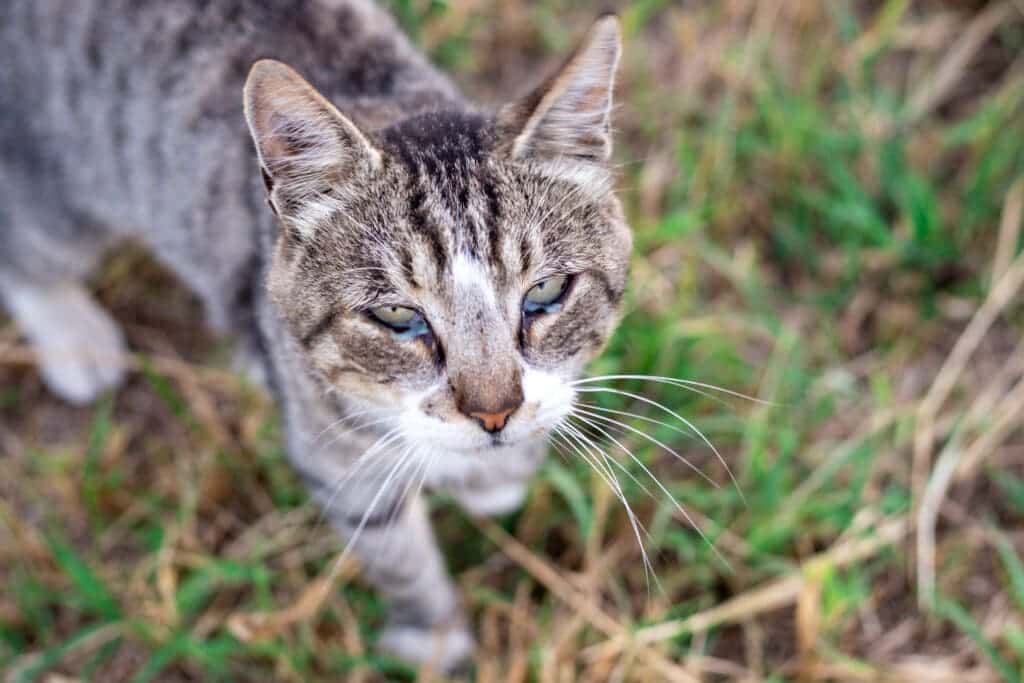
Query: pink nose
469 407 515 433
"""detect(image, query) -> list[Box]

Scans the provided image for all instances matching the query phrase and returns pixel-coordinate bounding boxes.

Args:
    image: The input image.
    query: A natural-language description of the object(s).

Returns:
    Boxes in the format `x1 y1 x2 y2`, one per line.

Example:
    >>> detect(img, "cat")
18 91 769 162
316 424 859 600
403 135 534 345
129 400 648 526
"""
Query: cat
0 0 630 669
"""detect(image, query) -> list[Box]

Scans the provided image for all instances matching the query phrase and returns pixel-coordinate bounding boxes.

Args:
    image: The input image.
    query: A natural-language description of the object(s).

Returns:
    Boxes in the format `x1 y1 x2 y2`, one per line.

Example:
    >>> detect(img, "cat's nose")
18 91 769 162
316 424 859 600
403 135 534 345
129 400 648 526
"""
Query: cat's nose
451 360 524 434
469 407 516 433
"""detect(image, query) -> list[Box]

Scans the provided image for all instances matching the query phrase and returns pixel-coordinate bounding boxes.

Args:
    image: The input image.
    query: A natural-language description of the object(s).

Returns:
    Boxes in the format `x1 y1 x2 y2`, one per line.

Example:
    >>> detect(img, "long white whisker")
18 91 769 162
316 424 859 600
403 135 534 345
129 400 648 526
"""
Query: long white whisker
316 427 405 526
392 444 431 526
572 406 718 488
411 448 436 511
572 427 662 594
563 420 655 498
330 442 415 572
317 415 398 452
570 374 773 405
574 387 746 505
569 413 730 569
553 423 656 587
312 406 387 445
376 445 423 556
574 402 701 442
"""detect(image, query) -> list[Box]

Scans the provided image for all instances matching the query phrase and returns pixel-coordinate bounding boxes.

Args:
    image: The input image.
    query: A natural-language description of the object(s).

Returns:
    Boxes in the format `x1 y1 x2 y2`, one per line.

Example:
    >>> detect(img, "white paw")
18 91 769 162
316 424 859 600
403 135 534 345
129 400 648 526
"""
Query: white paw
5 281 125 404
453 480 528 517
379 621 475 673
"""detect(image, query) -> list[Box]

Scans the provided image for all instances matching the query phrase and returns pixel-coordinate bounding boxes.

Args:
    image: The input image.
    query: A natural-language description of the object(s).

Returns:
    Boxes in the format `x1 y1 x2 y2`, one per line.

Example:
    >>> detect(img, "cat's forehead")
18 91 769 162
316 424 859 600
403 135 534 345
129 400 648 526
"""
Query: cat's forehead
378 110 491 173
369 111 517 284
315 110 614 308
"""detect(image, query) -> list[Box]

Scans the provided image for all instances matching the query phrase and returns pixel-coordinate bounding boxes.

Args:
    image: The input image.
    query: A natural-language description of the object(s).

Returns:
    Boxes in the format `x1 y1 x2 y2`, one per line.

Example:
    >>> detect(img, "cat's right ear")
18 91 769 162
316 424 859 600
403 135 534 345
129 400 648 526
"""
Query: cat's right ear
244 60 381 230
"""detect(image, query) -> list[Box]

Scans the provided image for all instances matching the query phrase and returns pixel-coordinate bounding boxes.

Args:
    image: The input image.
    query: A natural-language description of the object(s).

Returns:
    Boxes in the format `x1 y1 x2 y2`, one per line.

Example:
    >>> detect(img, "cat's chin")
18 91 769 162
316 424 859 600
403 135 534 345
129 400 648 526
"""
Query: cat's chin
414 430 547 463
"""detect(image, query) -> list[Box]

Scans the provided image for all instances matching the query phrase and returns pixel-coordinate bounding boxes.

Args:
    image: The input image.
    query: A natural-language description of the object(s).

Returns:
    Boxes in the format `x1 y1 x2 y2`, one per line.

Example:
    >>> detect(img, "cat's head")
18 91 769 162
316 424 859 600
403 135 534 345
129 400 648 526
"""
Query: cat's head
244 16 630 454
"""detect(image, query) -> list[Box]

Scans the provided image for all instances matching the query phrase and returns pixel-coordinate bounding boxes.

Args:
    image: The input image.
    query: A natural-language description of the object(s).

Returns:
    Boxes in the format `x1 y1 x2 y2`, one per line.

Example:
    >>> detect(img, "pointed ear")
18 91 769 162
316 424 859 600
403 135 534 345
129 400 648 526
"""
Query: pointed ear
498 14 621 163
243 59 381 203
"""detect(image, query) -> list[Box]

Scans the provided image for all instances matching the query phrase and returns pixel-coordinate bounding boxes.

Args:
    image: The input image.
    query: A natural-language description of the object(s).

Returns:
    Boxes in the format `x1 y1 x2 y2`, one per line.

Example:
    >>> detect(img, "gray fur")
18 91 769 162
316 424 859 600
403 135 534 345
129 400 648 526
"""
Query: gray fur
0 2 630 668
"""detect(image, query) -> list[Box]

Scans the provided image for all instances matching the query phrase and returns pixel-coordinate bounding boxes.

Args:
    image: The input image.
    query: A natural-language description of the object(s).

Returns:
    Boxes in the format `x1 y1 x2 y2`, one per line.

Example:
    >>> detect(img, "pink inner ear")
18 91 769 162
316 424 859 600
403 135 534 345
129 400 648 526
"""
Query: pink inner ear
261 116 294 161
580 84 610 112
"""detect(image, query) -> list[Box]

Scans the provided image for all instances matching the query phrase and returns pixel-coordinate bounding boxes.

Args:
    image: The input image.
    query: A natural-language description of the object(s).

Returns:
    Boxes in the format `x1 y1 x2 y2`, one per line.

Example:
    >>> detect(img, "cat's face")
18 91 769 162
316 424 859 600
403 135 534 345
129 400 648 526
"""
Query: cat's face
246 17 627 455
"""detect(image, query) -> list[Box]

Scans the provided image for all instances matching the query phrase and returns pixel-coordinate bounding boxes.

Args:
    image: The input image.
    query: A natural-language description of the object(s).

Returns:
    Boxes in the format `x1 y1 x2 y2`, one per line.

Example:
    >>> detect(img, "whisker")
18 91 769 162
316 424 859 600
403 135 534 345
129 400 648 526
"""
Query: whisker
573 387 746 505
315 427 405 526
552 423 657 587
329 442 416 571
559 421 654 497
549 426 654 572
568 413 730 570
377 445 423 550
316 414 398 452
312 406 392 448
574 402 701 442
390 444 433 527
571 406 718 488
570 374 774 406
411 448 437 511
582 378 731 410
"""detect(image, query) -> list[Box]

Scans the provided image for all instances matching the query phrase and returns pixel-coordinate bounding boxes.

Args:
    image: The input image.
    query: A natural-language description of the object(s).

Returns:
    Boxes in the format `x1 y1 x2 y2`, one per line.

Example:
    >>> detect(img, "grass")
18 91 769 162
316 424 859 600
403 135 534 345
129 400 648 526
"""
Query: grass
2 0 1024 681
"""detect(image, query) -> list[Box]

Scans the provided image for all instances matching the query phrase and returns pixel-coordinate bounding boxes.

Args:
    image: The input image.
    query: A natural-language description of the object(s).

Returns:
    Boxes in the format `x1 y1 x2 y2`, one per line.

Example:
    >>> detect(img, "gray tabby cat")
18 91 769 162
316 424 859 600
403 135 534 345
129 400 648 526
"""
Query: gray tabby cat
0 0 630 668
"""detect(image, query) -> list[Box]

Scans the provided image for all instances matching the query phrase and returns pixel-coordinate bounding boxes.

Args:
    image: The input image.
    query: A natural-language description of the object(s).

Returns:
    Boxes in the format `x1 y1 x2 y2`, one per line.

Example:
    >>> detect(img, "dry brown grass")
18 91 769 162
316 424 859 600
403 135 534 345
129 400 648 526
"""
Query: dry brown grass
3 1 1024 681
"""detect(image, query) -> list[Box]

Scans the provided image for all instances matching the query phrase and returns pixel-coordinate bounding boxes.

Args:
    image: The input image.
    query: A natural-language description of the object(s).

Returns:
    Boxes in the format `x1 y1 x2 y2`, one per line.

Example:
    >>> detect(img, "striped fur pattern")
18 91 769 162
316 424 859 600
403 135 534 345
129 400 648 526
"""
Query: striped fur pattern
0 1 630 668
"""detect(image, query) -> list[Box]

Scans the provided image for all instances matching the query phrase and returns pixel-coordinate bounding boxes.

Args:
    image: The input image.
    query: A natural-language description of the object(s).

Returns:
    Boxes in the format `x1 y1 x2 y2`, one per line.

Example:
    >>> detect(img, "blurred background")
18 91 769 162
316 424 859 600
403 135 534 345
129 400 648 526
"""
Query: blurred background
2 1 1024 681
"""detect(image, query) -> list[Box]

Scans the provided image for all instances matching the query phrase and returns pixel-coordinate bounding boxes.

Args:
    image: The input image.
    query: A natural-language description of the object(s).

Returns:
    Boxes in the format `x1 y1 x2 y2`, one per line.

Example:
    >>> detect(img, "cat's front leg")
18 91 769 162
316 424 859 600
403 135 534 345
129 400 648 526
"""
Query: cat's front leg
0 273 125 404
323 490 474 671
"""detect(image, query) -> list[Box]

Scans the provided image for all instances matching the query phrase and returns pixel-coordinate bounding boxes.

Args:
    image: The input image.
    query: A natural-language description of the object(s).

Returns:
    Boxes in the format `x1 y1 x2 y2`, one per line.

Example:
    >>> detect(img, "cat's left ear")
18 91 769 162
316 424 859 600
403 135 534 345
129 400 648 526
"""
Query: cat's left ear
497 14 621 164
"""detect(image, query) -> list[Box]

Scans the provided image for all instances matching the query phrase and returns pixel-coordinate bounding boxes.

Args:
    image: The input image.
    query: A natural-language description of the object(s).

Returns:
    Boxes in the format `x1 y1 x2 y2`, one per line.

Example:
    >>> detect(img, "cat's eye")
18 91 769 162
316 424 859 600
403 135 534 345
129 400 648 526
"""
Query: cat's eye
369 305 430 338
524 274 571 315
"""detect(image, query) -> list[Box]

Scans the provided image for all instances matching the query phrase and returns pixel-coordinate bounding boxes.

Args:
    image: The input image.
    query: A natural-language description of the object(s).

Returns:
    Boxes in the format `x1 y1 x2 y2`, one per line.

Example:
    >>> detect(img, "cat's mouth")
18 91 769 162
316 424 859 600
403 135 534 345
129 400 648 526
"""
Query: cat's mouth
439 430 523 455
489 435 512 449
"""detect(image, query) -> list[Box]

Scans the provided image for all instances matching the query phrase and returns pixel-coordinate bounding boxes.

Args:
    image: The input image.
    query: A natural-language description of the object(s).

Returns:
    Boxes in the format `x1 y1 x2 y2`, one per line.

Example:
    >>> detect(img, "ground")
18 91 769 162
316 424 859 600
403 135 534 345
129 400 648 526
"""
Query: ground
2 1 1024 681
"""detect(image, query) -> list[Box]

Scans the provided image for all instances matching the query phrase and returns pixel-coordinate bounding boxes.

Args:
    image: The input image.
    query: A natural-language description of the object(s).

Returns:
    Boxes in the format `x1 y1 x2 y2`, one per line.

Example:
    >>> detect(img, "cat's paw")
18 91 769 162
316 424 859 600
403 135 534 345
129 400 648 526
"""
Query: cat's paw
5 281 125 404
452 480 528 517
379 620 475 673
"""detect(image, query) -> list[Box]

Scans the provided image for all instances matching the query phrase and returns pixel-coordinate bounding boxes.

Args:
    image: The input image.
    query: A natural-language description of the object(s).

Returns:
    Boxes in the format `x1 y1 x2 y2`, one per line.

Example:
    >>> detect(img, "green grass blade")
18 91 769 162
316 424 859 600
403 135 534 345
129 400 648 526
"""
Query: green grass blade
44 531 121 622
936 597 1019 683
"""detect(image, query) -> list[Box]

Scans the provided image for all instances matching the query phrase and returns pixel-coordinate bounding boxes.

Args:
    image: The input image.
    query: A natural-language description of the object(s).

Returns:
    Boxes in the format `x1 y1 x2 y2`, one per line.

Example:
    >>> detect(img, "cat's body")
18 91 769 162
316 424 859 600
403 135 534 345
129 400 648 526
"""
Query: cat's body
1 0 629 668
0 0 458 362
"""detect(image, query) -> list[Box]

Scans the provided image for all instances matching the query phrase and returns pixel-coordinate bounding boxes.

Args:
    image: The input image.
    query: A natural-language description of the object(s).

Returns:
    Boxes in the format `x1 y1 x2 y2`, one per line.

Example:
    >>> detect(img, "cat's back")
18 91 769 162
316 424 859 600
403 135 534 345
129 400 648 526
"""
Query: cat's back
1 0 461 327
1 0 461 231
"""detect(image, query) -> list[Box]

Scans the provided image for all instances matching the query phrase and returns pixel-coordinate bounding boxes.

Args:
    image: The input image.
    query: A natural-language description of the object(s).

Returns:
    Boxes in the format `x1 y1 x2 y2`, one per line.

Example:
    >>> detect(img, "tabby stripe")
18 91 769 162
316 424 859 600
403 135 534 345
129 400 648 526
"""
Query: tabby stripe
301 310 338 348
588 267 624 305
519 232 532 274
408 185 448 273
483 176 504 273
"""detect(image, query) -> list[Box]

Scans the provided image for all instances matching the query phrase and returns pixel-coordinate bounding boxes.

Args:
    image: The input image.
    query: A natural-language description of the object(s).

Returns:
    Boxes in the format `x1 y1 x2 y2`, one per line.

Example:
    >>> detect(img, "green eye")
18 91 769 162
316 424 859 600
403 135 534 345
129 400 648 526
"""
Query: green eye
524 275 570 313
369 305 429 339
371 305 417 326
